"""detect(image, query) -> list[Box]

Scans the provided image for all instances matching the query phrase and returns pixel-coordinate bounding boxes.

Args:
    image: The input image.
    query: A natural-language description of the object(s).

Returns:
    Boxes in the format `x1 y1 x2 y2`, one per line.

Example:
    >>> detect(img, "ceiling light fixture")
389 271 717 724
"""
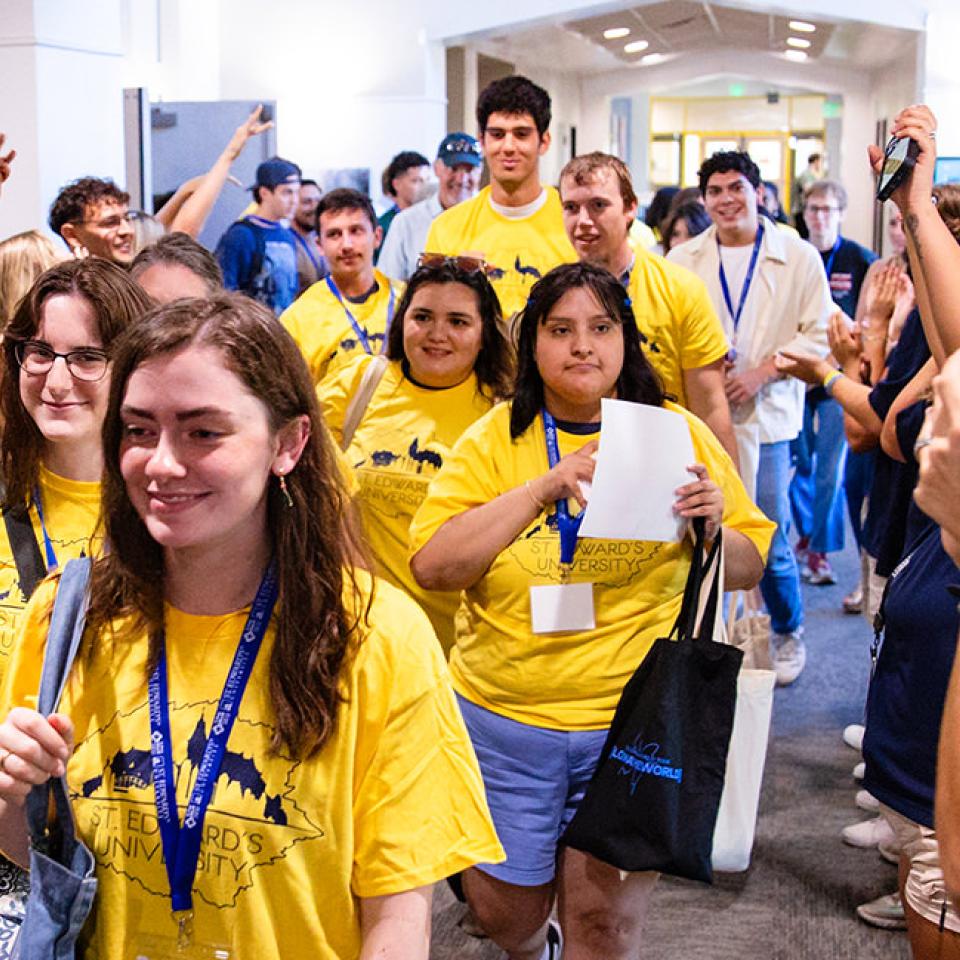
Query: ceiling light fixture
603 27 630 39
641 53 667 65
784 49 808 62
788 20 816 32
787 36 811 48
624 39 649 53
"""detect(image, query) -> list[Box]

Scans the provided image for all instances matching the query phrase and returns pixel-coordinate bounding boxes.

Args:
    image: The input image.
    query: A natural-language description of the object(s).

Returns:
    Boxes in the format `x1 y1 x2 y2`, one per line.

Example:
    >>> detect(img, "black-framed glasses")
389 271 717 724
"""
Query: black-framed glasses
14 340 109 382
417 252 497 276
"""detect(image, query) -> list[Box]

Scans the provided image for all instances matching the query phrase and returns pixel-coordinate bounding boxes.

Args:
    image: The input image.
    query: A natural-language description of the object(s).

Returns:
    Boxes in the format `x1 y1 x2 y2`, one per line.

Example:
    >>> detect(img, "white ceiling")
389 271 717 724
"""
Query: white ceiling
475 0 918 79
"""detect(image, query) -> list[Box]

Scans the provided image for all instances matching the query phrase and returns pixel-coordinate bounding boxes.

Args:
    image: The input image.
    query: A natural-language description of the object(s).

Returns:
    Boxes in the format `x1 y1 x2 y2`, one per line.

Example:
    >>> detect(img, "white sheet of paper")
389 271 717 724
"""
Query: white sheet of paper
577 398 695 543
530 583 596 634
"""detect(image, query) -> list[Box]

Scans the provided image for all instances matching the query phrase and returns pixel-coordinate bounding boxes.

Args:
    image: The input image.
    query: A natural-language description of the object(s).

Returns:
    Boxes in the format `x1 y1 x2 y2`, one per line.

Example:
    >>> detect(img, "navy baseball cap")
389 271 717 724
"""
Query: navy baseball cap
251 157 301 190
436 133 482 168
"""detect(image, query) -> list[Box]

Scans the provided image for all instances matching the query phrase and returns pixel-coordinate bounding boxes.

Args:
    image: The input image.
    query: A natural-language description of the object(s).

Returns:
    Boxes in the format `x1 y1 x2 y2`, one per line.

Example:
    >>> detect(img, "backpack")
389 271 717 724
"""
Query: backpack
233 219 279 308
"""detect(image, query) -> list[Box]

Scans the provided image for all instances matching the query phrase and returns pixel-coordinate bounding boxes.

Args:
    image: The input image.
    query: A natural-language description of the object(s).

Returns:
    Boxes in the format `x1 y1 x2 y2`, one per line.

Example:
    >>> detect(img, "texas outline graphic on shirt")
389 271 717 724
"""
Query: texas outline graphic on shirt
70 699 325 908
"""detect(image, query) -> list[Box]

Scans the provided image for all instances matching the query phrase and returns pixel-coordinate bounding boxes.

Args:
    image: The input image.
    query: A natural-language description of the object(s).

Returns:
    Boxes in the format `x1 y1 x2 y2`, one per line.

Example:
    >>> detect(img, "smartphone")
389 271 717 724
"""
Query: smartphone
876 135 919 202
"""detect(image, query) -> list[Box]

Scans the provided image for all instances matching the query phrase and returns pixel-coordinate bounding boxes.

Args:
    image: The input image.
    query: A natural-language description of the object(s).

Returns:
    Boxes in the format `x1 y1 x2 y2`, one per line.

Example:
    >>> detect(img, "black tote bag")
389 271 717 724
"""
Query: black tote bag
562 522 742 884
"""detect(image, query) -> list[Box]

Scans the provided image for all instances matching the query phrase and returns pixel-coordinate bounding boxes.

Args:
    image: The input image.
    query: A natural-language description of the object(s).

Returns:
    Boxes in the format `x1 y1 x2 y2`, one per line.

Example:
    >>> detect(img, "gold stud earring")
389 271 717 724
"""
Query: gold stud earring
277 471 294 508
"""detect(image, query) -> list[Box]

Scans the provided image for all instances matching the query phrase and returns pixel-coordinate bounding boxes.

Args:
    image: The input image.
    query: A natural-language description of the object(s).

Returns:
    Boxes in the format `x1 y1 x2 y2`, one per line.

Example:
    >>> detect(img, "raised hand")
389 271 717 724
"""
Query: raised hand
528 439 598 511
224 105 274 162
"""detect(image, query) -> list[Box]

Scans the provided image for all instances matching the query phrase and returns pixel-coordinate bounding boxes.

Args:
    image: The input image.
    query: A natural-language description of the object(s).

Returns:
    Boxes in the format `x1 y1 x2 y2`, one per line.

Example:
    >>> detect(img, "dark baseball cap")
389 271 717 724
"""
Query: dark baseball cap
436 133 482 168
250 157 301 190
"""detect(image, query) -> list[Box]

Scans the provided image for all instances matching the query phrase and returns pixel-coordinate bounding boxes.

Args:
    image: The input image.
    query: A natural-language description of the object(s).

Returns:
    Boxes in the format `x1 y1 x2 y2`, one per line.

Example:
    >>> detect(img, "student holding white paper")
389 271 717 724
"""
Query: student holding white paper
410 263 774 960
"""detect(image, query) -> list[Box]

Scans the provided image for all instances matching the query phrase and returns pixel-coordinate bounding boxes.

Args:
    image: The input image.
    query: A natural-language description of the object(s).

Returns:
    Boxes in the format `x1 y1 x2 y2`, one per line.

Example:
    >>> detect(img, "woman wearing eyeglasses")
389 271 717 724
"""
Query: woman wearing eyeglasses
0 257 150 926
320 256 513 653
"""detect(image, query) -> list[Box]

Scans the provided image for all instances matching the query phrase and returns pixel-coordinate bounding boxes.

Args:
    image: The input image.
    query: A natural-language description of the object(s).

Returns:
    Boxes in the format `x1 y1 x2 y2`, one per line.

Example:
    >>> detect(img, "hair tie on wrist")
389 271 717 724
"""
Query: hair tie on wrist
822 369 842 396
524 480 545 511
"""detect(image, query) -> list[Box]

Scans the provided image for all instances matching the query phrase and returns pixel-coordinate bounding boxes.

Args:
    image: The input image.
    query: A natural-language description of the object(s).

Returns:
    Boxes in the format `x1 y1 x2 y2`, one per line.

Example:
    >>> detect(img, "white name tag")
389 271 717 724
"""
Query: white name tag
530 583 596 634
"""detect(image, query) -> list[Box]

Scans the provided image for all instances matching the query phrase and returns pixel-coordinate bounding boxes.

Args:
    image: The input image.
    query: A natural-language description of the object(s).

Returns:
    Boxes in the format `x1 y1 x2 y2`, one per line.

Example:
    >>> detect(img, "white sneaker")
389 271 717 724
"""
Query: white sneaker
856 891 907 929
879 837 902 865
842 816 895 849
771 630 806 685
539 920 562 960
855 789 880 812
853 761 865 781
843 723 865 752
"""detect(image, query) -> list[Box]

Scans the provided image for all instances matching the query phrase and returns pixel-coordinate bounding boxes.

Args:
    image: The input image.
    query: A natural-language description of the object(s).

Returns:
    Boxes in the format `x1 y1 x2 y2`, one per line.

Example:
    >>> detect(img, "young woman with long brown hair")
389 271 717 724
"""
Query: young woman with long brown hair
0 293 501 959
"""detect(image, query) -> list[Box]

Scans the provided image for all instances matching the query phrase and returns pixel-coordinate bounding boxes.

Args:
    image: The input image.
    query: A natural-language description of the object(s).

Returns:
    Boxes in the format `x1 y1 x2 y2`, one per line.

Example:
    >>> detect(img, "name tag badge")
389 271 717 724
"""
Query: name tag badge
132 934 232 959
530 583 595 634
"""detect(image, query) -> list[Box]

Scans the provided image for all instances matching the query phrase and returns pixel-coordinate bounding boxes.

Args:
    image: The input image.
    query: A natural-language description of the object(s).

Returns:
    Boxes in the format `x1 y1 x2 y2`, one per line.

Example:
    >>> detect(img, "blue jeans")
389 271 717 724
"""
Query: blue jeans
844 449 876 551
756 440 803 635
788 389 847 554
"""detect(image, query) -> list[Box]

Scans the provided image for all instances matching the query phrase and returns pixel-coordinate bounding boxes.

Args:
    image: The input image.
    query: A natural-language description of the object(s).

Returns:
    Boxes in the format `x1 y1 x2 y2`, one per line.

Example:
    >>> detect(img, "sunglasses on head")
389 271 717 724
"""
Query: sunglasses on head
416 252 497 276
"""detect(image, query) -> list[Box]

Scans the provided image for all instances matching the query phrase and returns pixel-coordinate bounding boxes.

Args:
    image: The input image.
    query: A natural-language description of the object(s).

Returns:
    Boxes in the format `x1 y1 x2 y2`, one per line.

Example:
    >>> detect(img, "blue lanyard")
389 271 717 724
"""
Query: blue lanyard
542 411 584 568
325 276 395 355
32 486 57 571
822 236 841 279
717 223 764 331
148 563 279 929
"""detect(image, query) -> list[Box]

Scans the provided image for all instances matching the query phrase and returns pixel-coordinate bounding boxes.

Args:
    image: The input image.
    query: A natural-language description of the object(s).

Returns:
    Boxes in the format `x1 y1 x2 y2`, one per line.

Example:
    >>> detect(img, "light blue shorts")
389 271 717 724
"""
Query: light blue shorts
457 694 608 886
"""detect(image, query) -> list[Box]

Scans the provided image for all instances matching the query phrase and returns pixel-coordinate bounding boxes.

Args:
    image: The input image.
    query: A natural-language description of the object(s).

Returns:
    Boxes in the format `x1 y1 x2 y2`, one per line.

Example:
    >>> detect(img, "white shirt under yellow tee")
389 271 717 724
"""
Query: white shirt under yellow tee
409 401 774 731
279 269 403 385
0 465 101 685
626 248 730 406
424 186 576 318
0 570 503 960
321 356 496 654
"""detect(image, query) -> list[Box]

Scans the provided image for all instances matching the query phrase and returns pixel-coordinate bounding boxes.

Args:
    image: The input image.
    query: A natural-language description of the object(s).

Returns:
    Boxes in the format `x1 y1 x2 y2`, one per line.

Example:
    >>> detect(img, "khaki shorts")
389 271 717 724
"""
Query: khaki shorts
861 551 887 626
880 804 960 933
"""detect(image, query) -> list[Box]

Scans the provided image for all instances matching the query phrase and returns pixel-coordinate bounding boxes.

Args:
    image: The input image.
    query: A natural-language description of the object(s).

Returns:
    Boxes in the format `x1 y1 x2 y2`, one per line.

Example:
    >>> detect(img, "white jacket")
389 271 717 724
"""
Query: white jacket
668 222 833 444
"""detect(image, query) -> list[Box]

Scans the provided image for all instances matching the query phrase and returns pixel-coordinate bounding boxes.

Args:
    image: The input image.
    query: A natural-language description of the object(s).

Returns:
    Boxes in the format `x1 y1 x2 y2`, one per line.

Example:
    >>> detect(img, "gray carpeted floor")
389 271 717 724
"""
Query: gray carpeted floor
430 535 910 958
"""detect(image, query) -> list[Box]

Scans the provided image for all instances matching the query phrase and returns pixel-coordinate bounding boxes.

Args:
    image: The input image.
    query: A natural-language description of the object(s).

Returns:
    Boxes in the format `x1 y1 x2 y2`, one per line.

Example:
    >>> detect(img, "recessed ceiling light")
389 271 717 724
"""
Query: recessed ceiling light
624 40 649 53
603 27 630 39
787 36 811 48
788 20 816 32
784 49 808 62
641 53 667 65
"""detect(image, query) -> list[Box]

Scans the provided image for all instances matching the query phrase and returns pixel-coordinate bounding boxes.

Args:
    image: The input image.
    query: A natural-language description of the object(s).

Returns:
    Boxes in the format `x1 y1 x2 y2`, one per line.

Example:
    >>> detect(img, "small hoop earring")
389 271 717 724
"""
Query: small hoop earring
277 471 294 508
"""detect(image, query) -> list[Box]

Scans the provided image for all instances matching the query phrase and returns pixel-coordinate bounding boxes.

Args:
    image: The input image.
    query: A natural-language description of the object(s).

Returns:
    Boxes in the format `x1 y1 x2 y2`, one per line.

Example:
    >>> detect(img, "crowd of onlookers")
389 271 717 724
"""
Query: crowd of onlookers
0 74 958 960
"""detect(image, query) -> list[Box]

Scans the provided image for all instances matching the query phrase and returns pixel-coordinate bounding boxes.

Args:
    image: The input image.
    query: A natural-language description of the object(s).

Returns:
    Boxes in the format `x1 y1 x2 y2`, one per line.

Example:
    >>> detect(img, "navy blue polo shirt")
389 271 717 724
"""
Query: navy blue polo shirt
820 236 877 318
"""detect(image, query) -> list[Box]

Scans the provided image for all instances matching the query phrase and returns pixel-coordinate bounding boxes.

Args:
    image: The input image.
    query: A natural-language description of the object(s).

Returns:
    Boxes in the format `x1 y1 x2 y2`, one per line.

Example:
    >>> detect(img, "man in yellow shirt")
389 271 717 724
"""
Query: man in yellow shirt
280 189 402 385
559 152 738 463
424 75 576 318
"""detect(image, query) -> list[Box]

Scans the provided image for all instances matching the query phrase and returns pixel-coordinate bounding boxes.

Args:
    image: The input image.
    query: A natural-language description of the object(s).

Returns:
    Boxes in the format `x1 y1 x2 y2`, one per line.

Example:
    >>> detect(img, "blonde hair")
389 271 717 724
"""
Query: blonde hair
131 212 167 256
0 230 63 326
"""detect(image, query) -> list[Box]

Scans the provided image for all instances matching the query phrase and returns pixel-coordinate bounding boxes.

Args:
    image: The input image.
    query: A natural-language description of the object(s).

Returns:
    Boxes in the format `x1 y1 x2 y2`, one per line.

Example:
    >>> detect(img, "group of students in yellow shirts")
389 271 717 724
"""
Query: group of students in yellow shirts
0 75 776 960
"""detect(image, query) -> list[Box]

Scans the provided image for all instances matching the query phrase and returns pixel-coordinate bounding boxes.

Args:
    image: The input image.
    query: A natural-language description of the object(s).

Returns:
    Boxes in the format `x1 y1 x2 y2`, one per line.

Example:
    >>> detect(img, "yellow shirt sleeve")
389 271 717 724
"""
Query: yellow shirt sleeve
675 272 730 372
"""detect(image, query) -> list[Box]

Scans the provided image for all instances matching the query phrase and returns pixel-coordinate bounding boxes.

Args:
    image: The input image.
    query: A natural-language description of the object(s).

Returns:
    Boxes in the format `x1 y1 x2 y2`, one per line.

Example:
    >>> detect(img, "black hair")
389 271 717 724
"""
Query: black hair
662 202 713 253
48 177 130 239
386 261 513 399
315 188 378 233
697 151 762 195
644 187 678 230
382 151 430 198
509 262 665 439
300 178 320 190
477 75 551 137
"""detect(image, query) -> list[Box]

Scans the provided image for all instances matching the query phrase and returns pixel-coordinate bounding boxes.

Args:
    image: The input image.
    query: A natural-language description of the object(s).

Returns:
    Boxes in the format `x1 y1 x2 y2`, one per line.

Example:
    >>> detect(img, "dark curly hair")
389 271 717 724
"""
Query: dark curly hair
477 75 551 137
381 151 429 199
386 261 513 399
697 151 762 195
509 262 665 439
48 177 130 240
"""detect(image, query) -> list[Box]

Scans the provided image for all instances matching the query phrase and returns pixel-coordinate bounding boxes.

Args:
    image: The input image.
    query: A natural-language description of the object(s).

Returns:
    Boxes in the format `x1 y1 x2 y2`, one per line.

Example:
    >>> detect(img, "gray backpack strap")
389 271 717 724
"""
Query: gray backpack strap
340 355 389 451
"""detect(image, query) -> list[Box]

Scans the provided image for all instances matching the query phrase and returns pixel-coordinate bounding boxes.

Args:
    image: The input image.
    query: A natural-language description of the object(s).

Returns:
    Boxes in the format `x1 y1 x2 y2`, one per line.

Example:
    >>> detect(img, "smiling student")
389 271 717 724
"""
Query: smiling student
321 256 512 652
0 293 502 959
424 76 576 319
410 262 772 960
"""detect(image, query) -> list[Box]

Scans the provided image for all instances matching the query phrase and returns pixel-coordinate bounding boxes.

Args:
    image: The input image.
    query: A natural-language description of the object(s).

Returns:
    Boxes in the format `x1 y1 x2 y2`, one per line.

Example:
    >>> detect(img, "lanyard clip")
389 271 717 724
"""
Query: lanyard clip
174 909 194 951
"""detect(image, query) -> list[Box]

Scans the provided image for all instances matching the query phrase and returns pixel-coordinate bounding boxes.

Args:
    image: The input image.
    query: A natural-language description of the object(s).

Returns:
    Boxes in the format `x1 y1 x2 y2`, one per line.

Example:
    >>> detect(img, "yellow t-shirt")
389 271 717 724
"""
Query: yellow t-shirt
279 269 403 385
409 401 774 731
627 248 730 406
424 186 577 318
0 465 101 683
321 356 495 654
1 571 503 959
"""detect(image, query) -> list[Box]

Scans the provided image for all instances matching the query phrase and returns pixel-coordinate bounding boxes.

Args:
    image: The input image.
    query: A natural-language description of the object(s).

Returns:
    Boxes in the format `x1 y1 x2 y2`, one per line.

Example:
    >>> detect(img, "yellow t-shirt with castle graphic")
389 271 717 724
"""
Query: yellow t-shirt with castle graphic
0 465 101 683
626 248 730 406
409 401 774 731
279 269 403 385
424 186 576 318
321 356 496 654
0 570 503 960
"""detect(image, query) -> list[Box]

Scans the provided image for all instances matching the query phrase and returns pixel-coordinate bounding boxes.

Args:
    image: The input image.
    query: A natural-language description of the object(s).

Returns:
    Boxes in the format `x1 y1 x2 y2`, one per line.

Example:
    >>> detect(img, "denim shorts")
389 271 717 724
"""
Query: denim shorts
457 695 608 886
